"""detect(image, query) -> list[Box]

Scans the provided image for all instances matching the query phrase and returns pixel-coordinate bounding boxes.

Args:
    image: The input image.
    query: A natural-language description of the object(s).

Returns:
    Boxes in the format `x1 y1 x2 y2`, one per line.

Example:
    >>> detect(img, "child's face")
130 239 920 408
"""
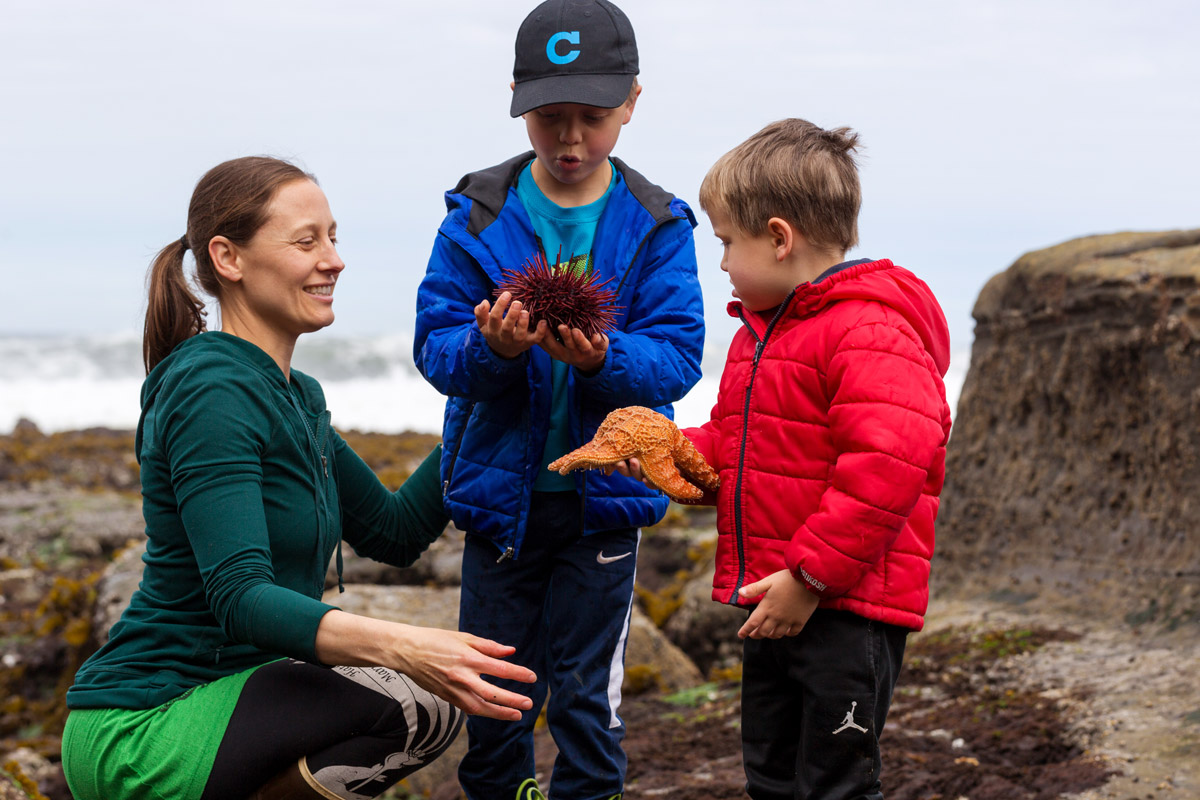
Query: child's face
708 207 794 312
524 101 633 191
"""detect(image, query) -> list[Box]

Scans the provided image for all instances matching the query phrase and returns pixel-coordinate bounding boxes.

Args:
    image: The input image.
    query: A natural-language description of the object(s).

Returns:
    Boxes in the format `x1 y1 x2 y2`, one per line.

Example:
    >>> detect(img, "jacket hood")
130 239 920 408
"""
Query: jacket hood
446 151 691 239
730 259 951 377
138 332 295 455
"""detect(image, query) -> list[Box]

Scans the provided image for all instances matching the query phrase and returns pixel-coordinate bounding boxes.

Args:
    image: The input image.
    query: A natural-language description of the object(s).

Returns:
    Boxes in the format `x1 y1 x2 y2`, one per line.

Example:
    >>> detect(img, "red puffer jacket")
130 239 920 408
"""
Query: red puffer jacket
684 259 952 631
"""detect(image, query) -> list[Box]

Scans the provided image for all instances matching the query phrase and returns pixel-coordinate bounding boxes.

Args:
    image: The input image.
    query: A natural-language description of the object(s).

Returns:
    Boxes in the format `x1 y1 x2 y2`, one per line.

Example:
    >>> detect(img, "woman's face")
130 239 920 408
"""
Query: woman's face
231 179 344 338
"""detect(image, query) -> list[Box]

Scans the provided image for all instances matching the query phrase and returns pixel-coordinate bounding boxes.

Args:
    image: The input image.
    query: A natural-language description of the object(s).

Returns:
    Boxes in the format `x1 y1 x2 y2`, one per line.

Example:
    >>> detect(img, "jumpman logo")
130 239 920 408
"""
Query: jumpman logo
832 701 868 734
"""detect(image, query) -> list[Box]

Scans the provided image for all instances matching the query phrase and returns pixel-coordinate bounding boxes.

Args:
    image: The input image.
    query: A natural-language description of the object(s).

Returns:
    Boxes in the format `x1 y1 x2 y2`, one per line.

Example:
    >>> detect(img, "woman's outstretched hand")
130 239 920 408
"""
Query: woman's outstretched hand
389 624 536 720
314 610 536 721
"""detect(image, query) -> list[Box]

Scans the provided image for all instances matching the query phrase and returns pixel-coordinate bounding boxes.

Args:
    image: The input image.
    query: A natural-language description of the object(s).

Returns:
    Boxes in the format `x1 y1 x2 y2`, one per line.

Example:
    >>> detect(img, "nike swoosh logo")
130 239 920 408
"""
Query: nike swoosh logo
596 551 632 565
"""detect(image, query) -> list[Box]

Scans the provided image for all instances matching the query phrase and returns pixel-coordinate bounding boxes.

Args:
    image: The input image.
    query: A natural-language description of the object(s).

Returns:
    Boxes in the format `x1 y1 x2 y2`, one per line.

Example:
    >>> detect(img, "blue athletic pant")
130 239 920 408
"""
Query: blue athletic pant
741 609 908 800
457 491 638 800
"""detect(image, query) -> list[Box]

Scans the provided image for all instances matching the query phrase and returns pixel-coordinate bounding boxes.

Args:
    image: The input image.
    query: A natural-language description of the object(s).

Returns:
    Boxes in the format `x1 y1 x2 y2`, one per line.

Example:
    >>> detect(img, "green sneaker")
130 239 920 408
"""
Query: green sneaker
513 778 619 800
516 778 546 800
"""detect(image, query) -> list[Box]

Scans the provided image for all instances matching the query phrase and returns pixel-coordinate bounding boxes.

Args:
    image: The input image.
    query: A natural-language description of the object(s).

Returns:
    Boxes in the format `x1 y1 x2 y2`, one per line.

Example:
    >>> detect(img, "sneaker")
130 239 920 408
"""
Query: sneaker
516 778 546 800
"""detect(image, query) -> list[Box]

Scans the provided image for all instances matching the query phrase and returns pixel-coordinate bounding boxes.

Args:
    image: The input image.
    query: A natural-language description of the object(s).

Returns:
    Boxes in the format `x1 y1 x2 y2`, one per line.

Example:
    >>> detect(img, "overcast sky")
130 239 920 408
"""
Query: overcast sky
3 0 1198 357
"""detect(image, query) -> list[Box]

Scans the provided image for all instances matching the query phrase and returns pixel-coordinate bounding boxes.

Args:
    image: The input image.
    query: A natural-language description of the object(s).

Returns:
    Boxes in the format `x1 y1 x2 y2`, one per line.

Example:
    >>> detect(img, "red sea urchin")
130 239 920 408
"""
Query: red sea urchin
496 251 621 338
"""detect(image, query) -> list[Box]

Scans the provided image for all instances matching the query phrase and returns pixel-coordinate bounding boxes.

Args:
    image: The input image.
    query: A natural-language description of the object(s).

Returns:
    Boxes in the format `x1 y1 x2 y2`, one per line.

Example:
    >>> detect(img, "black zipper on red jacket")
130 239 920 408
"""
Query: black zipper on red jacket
729 293 795 604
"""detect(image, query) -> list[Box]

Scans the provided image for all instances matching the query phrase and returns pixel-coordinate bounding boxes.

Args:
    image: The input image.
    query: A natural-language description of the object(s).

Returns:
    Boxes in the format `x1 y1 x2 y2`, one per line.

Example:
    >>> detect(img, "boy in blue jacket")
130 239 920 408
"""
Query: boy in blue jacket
413 2 704 797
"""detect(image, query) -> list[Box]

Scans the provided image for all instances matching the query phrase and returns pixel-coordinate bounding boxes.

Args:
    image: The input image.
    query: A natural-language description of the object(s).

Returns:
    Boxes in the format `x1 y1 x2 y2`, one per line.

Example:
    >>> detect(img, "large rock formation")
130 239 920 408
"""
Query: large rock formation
936 229 1200 625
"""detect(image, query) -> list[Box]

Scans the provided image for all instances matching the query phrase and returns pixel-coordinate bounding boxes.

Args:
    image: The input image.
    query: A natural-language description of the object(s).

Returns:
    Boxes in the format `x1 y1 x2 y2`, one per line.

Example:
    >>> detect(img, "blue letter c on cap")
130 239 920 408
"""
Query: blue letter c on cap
547 31 580 64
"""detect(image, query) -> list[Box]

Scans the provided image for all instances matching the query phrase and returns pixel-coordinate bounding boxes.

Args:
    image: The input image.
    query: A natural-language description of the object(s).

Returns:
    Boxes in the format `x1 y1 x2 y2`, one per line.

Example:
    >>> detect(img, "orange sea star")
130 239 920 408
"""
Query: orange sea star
548 406 719 503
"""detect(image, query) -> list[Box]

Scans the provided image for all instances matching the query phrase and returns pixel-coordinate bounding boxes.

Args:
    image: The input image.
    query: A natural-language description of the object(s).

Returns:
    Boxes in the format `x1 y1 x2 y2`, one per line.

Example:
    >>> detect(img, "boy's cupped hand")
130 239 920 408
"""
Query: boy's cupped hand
476 291 608 371
538 324 609 373
737 569 819 639
475 291 546 359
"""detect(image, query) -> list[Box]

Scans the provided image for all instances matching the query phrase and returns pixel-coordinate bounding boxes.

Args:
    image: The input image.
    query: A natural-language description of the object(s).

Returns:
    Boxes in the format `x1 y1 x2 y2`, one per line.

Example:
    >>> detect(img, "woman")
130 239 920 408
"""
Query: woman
61 157 535 800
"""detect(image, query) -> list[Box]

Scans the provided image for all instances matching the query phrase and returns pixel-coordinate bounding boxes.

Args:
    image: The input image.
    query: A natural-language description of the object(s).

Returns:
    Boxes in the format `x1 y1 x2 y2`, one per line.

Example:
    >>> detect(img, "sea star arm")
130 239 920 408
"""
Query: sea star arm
671 433 720 493
548 441 633 474
639 451 704 502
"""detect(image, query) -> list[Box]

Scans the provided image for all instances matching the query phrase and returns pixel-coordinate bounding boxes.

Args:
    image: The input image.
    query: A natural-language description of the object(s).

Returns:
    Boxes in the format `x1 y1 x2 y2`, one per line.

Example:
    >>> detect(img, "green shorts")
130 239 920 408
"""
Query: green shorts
62 664 268 800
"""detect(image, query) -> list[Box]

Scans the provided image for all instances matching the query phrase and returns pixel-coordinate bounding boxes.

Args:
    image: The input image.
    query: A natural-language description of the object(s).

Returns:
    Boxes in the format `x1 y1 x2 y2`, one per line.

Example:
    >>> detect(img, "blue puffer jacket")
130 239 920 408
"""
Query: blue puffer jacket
414 152 704 558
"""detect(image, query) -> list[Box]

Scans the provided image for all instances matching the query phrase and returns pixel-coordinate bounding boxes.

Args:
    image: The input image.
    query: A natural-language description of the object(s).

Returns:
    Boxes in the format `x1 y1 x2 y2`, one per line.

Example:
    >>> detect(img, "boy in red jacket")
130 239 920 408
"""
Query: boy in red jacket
669 119 951 798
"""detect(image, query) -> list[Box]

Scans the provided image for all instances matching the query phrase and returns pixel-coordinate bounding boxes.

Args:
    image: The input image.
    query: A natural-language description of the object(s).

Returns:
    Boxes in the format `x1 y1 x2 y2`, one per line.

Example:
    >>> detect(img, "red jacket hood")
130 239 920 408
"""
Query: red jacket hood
727 259 951 377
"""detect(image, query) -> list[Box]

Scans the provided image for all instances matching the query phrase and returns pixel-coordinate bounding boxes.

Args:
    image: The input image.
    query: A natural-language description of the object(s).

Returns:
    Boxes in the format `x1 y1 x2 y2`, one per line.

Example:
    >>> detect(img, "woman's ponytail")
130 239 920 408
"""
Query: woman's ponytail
142 236 206 373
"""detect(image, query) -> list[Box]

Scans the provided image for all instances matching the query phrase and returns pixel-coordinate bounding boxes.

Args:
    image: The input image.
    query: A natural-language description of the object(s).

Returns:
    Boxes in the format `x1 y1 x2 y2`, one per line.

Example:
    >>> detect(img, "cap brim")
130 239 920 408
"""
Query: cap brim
510 73 636 117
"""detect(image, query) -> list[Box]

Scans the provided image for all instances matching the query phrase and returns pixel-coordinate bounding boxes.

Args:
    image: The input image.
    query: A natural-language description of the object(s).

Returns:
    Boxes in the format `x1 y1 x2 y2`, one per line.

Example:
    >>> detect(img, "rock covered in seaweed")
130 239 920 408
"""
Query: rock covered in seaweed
937 228 1200 623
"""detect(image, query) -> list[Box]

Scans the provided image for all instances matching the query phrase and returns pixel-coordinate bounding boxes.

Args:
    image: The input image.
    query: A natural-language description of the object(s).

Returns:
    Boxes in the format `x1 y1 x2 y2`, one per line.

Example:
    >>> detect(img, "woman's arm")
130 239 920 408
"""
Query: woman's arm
329 443 537 719
337 439 448 568
313 610 536 720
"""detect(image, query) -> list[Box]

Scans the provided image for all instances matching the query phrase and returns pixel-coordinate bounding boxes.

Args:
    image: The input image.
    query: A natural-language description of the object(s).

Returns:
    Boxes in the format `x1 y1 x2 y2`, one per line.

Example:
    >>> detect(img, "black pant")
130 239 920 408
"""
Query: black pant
201 659 462 799
741 609 908 800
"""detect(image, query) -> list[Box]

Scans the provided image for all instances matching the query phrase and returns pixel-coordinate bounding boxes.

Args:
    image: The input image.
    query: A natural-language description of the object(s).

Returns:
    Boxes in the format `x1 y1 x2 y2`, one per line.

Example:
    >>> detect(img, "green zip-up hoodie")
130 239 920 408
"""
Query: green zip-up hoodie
67 332 447 710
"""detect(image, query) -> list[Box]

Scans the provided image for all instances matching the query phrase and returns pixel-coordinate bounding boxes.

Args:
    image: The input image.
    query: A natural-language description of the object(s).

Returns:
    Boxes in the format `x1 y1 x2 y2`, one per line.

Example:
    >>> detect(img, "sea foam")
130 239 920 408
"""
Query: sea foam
0 332 965 435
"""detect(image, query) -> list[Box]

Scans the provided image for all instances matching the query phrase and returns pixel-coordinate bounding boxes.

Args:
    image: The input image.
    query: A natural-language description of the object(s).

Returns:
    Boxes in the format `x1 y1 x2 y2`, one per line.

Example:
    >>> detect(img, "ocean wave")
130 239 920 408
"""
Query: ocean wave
0 333 968 434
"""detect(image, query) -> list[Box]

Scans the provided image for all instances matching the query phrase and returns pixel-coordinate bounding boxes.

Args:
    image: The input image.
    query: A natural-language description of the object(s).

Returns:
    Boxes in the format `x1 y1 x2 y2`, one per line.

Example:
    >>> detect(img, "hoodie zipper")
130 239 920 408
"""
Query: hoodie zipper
729 293 795 603
295 404 329 475
293 395 340 592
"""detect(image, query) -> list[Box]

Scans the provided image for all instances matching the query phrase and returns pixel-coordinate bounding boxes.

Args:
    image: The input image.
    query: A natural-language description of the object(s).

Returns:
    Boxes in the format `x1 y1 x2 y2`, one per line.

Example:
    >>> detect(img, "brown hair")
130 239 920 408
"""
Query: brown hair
143 156 314 373
699 118 862 252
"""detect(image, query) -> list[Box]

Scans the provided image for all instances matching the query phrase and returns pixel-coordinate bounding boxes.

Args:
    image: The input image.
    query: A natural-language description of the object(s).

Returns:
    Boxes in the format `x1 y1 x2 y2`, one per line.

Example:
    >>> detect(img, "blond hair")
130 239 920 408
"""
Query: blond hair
699 118 861 252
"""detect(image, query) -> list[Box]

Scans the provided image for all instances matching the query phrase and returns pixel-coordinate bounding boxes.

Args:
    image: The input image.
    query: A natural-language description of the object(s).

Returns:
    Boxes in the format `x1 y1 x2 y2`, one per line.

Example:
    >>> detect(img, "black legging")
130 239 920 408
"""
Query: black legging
201 659 463 799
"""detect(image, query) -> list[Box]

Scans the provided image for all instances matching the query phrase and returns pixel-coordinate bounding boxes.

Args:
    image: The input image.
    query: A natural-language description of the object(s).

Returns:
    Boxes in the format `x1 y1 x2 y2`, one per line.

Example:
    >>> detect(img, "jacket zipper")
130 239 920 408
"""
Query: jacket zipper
614 214 683 296
443 400 477 497
439 402 514 562
296 405 329 476
294 397 338 590
730 293 795 603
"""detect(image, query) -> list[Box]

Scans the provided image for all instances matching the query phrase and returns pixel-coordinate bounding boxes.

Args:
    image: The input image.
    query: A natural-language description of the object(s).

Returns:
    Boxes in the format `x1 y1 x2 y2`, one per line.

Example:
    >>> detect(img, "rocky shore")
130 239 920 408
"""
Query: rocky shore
1 422 1194 800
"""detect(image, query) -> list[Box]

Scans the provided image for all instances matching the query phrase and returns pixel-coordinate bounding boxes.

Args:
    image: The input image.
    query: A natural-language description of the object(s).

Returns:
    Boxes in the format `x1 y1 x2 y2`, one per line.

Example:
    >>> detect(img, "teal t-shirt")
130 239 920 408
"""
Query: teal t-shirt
515 160 615 491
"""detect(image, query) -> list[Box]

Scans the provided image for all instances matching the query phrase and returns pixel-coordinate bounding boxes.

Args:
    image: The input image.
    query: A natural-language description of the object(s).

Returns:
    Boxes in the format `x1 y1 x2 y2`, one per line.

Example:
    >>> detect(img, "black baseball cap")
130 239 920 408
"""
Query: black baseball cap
510 0 639 117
